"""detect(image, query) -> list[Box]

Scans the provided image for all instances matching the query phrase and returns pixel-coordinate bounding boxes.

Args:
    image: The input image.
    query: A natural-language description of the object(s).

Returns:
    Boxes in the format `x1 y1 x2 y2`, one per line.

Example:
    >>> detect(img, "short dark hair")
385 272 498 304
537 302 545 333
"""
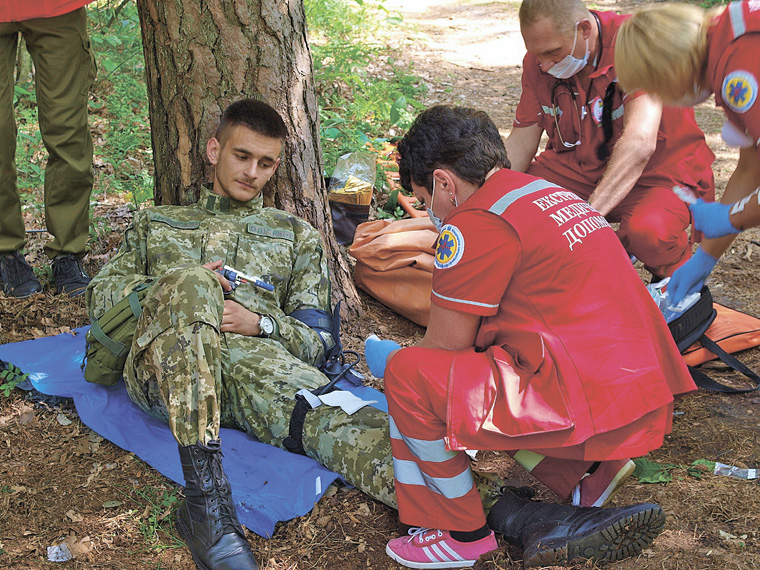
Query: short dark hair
397 105 510 193
216 98 288 144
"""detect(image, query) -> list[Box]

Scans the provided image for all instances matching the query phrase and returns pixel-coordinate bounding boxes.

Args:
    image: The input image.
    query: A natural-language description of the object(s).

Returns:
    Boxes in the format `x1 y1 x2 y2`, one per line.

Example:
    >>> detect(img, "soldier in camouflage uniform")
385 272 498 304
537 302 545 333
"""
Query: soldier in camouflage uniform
86 100 503 570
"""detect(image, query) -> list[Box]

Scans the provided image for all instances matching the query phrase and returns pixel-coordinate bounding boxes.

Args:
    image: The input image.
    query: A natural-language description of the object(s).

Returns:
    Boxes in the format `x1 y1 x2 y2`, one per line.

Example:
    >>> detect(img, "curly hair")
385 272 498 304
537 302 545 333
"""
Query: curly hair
397 105 509 193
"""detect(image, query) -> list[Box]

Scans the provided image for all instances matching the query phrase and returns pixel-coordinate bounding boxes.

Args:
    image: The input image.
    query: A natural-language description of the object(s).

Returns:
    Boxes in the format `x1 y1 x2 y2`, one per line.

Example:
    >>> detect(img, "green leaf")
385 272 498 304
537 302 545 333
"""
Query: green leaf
102 58 118 73
633 457 678 484
389 95 407 126
383 189 399 212
687 459 716 479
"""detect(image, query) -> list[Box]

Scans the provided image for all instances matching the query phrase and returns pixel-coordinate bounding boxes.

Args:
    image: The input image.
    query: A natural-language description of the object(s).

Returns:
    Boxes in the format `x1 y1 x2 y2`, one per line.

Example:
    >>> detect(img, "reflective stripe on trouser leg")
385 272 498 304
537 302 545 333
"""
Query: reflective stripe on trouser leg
385 347 486 531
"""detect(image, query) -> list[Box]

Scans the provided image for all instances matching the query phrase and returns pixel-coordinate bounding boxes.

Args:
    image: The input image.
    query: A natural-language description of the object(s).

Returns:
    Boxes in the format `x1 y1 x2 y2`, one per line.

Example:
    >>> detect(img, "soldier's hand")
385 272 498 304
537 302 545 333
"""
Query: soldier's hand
221 300 259 335
203 260 233 293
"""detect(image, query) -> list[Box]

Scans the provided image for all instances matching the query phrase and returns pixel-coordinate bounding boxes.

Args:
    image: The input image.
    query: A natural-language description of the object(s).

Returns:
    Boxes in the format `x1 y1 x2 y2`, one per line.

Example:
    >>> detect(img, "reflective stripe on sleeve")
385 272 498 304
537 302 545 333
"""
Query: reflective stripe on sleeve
489 180 558 215
730 1 746 38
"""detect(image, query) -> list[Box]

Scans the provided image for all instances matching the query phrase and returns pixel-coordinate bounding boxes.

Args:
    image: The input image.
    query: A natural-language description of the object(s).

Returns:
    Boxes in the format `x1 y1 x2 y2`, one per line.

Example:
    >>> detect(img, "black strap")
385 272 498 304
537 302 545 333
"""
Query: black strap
283 393 312 455
282 351 363 455
689 333 760 394
596 82 617 162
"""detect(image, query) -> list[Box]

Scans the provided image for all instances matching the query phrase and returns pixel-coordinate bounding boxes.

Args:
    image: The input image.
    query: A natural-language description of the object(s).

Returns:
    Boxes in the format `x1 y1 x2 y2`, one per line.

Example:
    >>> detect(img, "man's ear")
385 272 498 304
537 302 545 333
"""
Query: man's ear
207 137 221 166
578 17 593 40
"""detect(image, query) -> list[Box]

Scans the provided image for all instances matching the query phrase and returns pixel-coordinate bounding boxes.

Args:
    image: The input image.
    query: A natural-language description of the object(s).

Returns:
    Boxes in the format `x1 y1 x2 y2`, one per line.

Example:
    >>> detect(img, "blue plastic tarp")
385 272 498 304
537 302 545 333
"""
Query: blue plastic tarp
0 327 387 537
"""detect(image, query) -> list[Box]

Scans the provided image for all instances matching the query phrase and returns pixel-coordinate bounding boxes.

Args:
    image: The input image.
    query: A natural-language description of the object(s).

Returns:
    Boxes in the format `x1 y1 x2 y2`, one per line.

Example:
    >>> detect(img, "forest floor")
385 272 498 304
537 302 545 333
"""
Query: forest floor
1 1 759 569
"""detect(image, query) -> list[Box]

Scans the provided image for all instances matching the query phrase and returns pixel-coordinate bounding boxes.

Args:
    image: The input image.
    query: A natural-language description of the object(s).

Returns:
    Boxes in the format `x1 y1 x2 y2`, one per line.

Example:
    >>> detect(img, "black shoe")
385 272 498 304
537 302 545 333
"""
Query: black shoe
487 488 665 567
0 251 42 298
52 254 90 297
177 440 259 570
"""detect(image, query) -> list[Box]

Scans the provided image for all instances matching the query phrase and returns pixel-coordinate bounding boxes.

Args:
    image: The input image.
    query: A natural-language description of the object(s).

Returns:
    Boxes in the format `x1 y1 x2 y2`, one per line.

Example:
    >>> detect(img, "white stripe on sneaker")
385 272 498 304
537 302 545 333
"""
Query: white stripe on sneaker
438 540 467 561
423 545 443 562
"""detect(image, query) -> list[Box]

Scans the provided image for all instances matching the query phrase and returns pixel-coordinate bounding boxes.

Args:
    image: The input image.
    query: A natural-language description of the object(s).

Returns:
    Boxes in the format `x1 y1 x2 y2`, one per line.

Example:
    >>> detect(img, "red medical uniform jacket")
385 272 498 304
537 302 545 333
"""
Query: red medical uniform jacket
431 170 696 452
707 0 760 159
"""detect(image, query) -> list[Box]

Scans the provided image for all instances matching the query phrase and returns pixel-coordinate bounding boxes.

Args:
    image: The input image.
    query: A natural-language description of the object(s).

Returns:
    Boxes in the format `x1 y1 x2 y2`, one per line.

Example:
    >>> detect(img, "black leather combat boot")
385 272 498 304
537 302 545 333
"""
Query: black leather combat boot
177 440 259 570
486 488 665 567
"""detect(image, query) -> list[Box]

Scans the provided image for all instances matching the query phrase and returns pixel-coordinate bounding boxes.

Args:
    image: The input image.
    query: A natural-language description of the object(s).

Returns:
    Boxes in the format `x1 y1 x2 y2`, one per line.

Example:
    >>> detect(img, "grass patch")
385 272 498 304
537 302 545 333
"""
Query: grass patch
306 0 426 195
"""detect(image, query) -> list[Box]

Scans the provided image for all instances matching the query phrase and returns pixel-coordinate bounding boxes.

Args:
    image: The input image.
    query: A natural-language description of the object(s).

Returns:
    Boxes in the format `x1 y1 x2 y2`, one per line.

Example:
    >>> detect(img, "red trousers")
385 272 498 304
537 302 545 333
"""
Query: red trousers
385 347 673 532
527 162 693 276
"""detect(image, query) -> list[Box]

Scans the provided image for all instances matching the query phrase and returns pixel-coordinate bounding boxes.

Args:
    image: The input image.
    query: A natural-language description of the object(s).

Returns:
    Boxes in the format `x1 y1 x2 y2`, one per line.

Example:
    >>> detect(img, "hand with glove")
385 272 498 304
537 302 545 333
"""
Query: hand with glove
666 247 718 308
689 198 740 239
364 334 401 379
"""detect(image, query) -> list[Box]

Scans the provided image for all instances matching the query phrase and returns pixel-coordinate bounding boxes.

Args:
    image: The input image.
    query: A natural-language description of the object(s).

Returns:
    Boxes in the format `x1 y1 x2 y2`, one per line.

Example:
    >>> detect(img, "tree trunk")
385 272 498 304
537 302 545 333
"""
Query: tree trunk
135 0 360 315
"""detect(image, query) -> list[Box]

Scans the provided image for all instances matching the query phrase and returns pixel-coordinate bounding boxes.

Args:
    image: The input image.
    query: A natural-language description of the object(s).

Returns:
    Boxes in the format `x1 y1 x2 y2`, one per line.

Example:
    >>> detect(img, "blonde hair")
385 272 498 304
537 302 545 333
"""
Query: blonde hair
616 3 710 103
519 0 591 37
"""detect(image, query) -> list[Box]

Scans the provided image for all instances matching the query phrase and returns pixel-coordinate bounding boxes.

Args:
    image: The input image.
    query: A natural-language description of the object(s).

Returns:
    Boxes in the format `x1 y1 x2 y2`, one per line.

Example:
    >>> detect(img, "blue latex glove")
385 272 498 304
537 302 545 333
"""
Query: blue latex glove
690 198 740 239
666 248 718 307
364 335 401 379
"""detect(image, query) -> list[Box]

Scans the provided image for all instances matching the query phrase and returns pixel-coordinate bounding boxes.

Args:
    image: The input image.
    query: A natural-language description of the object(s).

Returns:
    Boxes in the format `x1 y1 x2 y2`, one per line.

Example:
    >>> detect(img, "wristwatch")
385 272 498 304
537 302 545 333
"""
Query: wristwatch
258 315 275 337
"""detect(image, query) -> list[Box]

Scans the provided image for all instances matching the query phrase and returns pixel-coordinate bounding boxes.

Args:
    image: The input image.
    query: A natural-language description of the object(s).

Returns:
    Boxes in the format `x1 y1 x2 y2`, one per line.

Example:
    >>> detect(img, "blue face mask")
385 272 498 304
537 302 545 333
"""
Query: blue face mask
427 179 443 232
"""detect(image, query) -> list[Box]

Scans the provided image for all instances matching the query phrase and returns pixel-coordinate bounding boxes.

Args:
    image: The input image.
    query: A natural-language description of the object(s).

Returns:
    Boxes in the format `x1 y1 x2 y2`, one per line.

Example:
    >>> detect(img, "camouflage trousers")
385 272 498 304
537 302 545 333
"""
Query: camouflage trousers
123 266 503 511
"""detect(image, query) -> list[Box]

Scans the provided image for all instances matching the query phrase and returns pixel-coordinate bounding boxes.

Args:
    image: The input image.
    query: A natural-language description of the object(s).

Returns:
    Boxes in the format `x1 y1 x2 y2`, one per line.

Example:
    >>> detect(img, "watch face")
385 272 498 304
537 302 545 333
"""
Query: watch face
260 316 274 335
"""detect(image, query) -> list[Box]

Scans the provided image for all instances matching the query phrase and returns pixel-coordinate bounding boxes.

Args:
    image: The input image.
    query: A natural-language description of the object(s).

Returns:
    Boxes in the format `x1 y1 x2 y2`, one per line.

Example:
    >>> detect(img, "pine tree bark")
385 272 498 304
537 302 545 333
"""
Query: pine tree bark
136 0 360 314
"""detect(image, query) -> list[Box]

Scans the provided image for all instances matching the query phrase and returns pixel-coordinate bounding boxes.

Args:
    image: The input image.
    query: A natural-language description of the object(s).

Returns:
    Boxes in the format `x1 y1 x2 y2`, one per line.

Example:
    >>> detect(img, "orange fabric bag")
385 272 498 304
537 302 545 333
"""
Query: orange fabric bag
349 218 437 327
682 303 760 366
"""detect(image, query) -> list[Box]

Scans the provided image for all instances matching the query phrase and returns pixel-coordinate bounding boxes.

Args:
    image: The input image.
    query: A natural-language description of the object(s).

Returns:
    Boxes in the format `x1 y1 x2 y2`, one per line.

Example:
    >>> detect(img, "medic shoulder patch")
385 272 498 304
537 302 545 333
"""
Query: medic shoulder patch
722 70 757 114
434 225 465 269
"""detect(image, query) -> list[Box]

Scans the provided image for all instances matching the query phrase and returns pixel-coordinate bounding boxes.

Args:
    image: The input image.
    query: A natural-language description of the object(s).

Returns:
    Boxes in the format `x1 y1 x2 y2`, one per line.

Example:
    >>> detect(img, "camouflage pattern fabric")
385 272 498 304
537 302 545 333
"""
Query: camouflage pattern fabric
86 186 502 511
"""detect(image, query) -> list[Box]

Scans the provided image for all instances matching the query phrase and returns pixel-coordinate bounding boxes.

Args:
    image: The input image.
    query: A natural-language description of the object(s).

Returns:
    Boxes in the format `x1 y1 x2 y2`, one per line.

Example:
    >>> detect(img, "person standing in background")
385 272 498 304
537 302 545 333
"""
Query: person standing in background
0 0 96 297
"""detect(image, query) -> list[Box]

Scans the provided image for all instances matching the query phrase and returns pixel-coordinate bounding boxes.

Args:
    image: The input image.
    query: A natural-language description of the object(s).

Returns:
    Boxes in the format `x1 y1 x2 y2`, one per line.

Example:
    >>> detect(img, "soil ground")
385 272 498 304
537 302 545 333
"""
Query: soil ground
2 1 760 569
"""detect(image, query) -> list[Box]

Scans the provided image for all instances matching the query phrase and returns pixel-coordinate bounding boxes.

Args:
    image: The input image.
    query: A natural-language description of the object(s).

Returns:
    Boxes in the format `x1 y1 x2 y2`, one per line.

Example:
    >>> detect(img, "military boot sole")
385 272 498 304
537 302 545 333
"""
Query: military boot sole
522 504 665 568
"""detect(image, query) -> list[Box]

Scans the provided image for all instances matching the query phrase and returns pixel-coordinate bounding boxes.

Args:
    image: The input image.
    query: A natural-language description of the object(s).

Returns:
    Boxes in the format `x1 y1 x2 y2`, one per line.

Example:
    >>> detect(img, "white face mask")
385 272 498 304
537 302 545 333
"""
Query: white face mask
548 22 590 79
427 178 443 232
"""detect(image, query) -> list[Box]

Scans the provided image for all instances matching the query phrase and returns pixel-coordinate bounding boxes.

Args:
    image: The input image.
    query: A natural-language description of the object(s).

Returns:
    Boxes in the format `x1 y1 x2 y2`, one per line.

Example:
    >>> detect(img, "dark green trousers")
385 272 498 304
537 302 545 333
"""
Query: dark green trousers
0 7 96 257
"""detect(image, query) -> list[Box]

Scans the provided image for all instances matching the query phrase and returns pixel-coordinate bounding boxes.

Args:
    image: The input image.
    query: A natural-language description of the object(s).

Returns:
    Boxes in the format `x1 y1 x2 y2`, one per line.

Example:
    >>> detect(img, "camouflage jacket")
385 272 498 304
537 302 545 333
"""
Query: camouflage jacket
85 186 331 366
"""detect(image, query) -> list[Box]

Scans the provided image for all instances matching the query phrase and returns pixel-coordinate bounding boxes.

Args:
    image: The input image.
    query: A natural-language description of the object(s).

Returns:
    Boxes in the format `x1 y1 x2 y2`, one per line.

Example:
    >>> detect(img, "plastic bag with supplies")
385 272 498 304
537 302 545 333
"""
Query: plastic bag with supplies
328 152 376 245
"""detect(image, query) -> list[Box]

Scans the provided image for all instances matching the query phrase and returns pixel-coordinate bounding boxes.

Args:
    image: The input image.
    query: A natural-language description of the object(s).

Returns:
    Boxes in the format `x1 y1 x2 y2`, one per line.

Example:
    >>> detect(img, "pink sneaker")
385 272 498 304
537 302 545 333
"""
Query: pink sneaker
386 527 497 569
572 459 636 507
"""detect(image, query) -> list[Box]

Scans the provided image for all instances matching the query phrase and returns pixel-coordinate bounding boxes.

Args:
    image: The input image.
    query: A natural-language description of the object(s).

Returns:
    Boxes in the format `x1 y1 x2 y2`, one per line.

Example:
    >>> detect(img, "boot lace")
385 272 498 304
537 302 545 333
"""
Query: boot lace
407 528 443 544
205 449 240 534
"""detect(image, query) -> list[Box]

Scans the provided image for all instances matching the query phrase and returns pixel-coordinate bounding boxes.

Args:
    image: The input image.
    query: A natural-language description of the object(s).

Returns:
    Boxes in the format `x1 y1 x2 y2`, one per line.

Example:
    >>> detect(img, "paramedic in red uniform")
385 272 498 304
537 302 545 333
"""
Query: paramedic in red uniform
365 105 696 569
505 0 715 280
616 0 760 307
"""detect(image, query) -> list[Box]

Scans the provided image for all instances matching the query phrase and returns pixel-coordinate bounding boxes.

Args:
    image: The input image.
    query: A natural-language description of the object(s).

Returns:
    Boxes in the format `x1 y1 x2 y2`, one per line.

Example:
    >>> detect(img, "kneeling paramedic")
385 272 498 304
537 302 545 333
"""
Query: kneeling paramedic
365 105 696 569
86 99 512 570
